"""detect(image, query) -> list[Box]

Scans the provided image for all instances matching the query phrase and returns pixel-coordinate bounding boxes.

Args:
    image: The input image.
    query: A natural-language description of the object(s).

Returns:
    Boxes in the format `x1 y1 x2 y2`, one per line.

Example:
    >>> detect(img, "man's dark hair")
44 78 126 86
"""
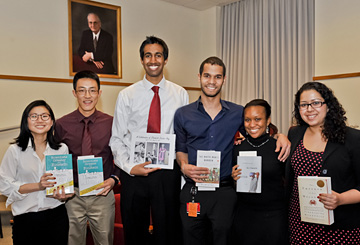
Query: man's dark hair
73 70 100 90
139 36 169 61
14 100 60 151
199 56 226 76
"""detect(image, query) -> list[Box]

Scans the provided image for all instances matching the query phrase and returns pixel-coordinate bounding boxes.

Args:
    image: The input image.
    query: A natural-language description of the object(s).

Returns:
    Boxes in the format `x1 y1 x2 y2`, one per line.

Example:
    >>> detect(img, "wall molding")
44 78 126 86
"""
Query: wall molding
0 126 19 133
313 72 360 81
0 74 201 91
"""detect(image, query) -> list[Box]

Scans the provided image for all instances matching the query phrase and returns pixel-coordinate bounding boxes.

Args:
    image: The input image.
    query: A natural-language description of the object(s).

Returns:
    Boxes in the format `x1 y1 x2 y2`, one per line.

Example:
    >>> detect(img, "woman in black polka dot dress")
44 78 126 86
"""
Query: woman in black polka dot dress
286 82 360 244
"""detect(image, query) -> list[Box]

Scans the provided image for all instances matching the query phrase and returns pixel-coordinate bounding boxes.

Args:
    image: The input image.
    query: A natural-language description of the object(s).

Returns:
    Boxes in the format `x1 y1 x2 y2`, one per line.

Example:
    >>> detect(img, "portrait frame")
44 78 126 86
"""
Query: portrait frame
68 0 122 78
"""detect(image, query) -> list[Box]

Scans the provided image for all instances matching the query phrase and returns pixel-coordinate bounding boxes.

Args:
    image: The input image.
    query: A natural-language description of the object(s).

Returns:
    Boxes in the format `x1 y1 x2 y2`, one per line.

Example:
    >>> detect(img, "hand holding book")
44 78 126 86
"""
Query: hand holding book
52 186 75 202
39 172 57 190
231 165 242 181
95 177 117 196
318 191 341 210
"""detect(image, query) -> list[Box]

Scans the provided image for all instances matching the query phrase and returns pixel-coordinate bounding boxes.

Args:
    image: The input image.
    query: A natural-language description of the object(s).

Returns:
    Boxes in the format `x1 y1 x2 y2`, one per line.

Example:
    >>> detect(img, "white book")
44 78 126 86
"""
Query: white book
196 150 221 188
298 176 334 225
77 156 104 196
236 156 262 193
130 132 175 169
45 154 74 195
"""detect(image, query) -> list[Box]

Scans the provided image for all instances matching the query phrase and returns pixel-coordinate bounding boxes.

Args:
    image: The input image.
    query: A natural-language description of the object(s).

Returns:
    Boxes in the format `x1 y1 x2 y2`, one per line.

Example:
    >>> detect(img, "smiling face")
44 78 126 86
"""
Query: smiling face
27 106 53 137
299 89 327 128
87 13 101 34
199 63 225 98
244 106 270 139
72 78 102 117
141 43 167 84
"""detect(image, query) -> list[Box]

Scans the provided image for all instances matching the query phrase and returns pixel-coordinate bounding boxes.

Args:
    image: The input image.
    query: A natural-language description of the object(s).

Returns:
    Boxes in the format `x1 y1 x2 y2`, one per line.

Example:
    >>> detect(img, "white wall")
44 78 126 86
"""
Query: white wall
0 0 218 160
315 0 360 128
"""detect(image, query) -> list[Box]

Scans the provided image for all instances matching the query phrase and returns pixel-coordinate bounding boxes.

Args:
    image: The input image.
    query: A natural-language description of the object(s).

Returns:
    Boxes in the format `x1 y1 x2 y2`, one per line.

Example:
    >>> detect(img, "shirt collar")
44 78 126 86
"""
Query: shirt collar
27 139 50 151
92 30 101 39
195 96 230 111
142 75 166 91
75 109 98 123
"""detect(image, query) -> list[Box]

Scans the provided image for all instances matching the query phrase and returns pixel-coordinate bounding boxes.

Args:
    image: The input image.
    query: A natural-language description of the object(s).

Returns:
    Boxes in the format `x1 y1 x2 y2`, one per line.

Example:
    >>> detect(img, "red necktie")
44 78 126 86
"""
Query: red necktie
82 118 93 155
147 86 161 133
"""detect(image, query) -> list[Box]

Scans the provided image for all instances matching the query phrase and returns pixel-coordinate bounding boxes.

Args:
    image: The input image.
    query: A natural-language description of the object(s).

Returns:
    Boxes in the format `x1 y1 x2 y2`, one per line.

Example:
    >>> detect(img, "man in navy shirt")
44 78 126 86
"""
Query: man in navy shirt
174 56 290 245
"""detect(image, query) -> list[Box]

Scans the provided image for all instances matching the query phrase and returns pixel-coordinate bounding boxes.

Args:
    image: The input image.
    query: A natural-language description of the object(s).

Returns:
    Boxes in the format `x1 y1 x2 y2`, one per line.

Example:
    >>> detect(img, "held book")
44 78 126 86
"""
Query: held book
77 156 104 196
298 176 334 225
236 156 262 193
45 154 74 195
196 150 221 188
130 132 175 170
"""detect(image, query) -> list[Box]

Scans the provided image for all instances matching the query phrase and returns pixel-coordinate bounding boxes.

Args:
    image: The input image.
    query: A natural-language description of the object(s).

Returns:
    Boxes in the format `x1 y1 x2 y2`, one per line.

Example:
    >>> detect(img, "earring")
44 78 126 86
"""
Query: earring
266 126 269 134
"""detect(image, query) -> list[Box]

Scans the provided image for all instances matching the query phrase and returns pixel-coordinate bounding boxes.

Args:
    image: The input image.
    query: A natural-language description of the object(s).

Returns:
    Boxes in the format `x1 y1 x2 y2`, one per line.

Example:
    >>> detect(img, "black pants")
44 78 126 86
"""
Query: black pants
120 162 182 245
13 204 69 245
231 206 289 245
180 183 237 245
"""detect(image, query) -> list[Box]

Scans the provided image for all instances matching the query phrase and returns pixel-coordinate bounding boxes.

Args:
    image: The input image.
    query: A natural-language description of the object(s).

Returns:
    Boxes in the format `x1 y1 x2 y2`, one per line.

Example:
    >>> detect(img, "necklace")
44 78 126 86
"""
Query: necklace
246 137 269 148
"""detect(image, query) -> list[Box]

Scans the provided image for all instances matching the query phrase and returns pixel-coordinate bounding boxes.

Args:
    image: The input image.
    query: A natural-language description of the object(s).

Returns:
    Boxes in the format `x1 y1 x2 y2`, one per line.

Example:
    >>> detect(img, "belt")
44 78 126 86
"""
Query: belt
219 179 234 187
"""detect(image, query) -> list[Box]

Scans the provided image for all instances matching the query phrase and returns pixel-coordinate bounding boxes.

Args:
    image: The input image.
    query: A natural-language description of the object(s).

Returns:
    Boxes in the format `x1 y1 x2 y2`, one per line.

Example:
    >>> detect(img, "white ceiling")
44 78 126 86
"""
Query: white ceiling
159 0 240 11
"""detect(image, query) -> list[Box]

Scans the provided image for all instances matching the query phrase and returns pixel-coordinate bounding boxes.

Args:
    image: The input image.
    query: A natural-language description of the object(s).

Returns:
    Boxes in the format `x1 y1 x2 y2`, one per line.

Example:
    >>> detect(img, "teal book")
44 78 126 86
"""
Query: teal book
45 154 74 195
77 157 104 196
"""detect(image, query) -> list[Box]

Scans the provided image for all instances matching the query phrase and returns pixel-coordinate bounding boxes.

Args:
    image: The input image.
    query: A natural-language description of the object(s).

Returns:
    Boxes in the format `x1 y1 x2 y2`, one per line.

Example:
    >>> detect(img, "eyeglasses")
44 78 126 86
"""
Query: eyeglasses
298 101 326 110
28 113 51 121
76 89 99 96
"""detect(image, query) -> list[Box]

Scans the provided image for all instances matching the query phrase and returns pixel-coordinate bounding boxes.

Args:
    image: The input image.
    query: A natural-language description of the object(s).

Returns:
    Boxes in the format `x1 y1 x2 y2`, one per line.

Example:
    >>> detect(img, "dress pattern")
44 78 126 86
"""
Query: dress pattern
289 141 360 244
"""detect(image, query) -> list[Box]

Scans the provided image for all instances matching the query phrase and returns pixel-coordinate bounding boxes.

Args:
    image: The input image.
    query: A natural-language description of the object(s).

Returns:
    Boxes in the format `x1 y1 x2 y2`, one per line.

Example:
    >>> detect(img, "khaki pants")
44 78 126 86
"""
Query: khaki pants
66 188 115 245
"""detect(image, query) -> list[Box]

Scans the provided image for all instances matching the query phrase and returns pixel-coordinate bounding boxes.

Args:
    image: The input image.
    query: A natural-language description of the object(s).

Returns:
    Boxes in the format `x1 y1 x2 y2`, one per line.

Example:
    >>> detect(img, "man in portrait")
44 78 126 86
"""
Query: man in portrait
78 13 115 74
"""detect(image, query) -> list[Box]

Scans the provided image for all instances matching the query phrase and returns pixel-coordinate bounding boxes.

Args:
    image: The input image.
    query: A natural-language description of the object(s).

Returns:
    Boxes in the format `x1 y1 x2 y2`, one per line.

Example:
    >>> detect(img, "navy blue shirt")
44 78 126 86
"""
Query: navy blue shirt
174 97 244 180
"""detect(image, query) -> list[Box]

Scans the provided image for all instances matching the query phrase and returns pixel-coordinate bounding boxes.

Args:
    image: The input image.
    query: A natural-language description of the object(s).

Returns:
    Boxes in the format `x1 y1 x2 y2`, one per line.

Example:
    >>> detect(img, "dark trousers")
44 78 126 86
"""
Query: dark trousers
180 183 237 245
120 162 182 245
13 204 69 245
231 206 289 245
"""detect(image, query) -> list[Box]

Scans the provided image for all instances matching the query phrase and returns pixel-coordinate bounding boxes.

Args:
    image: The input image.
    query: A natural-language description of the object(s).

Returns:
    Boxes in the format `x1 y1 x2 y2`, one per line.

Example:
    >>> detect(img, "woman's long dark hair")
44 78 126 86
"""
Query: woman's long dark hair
14 100 61 151
293 82 347 144
244 99 278 135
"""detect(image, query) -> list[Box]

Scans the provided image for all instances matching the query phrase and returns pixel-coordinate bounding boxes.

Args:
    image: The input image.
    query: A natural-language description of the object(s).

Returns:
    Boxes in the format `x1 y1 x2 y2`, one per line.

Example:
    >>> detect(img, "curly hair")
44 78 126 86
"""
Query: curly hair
293 82 347 144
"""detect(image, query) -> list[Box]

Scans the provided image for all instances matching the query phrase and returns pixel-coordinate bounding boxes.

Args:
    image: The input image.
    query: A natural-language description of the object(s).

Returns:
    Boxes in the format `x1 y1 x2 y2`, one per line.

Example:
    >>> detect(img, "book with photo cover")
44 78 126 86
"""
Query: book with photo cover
298 176 334 225
236 155 262 193
130 132 175 170
196 150 221 188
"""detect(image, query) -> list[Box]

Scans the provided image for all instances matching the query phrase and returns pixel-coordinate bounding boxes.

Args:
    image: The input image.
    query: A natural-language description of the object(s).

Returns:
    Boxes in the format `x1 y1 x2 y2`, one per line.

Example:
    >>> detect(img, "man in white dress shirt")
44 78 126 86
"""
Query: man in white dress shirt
110 36 188 245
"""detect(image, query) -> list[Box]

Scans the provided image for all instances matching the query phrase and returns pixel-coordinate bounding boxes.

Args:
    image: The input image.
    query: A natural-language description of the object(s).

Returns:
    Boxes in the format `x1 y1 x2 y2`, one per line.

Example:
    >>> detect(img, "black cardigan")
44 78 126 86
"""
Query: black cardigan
285 125 360 229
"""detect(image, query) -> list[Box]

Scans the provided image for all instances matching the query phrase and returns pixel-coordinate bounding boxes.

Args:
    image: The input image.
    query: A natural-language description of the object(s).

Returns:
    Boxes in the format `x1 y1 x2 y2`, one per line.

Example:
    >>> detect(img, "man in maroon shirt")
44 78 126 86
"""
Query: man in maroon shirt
55 70 120 245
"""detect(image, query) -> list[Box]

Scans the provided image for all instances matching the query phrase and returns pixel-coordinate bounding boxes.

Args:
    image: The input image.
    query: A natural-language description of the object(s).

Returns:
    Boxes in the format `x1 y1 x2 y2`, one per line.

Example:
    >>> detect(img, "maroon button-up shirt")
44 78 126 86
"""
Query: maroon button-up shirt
55 109 120 186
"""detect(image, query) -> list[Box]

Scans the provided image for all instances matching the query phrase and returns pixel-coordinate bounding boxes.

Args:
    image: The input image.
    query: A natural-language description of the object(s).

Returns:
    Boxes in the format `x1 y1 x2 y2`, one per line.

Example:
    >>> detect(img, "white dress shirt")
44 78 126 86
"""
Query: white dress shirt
110 76 189 175
0 141 69 216
90 30 101 60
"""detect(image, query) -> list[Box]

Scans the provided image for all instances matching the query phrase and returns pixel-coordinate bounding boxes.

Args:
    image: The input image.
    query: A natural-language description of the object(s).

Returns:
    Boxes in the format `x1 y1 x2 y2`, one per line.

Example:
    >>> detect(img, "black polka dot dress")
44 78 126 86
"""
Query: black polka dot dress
289 141 360 244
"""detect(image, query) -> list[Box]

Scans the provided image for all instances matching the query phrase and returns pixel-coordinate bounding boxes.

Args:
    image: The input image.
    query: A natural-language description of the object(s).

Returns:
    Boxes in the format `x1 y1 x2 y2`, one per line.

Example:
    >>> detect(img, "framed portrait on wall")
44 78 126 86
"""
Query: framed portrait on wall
68 0 122 78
